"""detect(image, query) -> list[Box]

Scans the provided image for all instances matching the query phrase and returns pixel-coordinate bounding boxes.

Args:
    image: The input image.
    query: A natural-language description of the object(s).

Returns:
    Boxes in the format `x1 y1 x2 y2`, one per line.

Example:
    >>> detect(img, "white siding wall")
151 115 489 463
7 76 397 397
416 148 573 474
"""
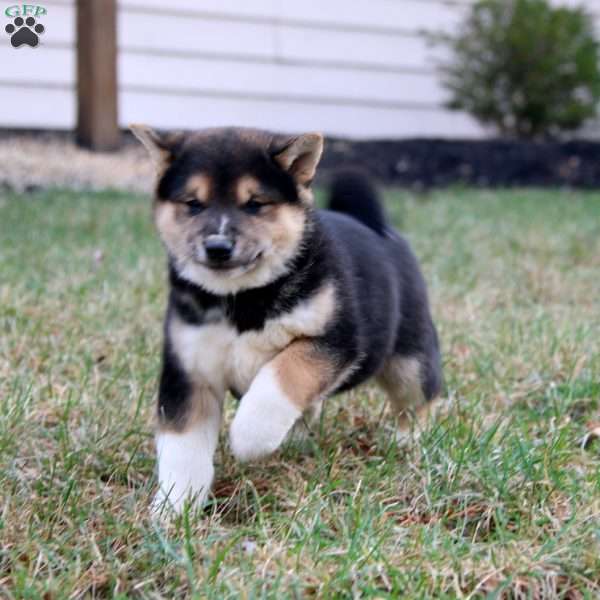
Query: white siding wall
1 0 599 138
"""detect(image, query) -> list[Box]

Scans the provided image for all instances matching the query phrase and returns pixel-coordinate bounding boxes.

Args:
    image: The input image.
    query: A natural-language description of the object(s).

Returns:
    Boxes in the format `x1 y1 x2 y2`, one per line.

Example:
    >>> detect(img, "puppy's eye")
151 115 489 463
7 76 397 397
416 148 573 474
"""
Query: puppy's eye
186 199 206 215
242 198 269 215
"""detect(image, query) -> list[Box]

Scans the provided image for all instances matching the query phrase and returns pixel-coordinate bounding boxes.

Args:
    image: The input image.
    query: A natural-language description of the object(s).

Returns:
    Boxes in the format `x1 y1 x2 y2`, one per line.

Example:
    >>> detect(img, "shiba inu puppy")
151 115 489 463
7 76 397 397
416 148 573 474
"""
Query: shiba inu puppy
131 125 442 514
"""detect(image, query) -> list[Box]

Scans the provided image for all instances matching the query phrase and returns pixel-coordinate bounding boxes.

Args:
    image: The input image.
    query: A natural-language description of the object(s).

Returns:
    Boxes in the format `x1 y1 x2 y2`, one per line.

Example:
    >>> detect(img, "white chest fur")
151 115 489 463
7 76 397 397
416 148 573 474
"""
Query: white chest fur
168 284 335 397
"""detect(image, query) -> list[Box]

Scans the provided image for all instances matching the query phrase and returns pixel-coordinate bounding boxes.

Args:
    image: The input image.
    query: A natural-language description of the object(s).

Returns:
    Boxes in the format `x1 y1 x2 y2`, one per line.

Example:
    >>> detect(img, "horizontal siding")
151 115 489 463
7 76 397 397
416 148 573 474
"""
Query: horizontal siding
118 53 445 106
1 86 73 128
0 43 444 105
1 0 600 138
119 91 484 138
115 12 444 71
0 1 75 128
119 0 467 34
115 0 465 138
1 46 73 86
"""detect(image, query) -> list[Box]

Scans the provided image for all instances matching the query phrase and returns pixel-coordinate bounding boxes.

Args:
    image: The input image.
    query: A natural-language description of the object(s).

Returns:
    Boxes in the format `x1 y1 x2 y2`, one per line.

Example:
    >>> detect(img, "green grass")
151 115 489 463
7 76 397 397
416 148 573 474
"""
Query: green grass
1 187 600 598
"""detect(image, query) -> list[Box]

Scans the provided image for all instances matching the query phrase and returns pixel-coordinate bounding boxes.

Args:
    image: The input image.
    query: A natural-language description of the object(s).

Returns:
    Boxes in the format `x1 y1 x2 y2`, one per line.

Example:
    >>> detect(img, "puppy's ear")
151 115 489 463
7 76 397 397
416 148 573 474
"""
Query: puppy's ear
272 133 324 186
129 124 184 169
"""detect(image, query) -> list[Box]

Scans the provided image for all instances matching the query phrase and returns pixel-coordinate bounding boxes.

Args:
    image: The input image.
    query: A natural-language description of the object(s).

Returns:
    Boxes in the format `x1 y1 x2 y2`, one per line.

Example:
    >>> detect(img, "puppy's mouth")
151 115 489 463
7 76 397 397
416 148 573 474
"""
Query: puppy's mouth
195 250 263 273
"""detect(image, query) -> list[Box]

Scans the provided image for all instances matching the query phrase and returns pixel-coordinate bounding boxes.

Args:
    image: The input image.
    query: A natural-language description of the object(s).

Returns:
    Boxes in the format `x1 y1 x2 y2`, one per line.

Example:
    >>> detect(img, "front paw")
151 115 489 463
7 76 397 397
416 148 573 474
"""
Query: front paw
153 429 216 515
229 365 302 462
151 469 213 516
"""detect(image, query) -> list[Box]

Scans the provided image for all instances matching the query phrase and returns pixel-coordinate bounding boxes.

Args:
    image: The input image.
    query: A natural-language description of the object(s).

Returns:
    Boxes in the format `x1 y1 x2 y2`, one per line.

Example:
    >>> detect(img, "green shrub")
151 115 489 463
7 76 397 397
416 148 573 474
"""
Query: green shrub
438 0 600 139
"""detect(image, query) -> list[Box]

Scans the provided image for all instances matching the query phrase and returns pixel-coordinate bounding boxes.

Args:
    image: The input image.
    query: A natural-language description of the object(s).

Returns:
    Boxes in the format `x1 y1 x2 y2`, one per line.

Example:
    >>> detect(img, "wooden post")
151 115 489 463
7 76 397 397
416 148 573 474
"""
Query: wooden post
76 0 120 151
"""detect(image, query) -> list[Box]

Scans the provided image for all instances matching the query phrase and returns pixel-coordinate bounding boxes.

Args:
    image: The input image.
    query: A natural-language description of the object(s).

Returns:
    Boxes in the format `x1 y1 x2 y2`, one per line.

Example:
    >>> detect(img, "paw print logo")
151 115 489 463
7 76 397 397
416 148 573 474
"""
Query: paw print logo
5 16 45 48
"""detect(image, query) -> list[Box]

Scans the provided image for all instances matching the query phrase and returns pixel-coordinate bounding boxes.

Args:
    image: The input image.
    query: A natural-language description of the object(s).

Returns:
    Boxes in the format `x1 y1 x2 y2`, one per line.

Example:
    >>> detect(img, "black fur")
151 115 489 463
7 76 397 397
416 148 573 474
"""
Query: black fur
318 208 441 396
157 129 299 206
158 337 192 425
328 169 388 236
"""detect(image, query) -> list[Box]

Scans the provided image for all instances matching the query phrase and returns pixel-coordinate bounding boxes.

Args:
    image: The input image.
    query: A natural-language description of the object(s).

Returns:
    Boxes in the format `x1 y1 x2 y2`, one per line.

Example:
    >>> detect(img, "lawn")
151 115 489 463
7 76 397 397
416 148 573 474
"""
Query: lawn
1 187 599 598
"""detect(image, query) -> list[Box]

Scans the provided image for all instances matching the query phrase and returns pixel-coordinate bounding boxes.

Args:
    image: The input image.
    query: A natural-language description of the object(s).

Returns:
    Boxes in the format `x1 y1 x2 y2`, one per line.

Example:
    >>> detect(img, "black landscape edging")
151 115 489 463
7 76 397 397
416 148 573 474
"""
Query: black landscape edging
3 129 600 189
318 138 600 189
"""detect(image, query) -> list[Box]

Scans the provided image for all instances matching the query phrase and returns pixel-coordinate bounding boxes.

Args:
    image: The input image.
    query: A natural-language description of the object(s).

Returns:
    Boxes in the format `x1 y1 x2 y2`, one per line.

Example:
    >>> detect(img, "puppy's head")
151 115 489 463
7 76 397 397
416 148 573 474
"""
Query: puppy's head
131 126 323 295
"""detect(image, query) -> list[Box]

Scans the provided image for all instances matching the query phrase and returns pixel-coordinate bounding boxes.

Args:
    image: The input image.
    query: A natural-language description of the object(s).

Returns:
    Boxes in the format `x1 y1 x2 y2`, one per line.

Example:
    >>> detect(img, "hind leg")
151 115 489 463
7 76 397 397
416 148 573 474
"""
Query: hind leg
377 354 441 441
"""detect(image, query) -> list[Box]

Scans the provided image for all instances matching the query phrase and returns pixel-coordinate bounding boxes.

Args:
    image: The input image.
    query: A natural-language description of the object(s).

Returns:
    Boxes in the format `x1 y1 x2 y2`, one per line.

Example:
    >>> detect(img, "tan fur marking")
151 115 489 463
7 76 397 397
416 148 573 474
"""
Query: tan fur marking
265 203 306 257
377 356 425 414
185 174 211 202
235 175 261 205
153 201 191 259
273 133 324 185
396 397 443 437
129 123 167 167
270 340 336 411
297 185 315 206
377 356 445 439
158 383 221 434
130 124 183 181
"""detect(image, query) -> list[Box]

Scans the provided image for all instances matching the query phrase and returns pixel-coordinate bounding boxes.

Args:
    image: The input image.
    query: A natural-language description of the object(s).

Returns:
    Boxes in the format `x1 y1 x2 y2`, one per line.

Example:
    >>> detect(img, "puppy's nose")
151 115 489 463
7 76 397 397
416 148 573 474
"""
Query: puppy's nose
204 236 234 262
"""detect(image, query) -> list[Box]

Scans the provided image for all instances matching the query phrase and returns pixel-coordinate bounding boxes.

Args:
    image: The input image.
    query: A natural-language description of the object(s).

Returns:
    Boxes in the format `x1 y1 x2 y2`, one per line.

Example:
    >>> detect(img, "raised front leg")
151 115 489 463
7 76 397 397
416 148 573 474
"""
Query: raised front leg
229 339 340 462
153 340 222 514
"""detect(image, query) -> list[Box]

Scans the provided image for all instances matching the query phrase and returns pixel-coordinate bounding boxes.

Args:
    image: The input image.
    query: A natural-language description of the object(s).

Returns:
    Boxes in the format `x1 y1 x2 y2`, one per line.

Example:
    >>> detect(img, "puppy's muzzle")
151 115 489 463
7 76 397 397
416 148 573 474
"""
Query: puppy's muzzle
204 235 234 264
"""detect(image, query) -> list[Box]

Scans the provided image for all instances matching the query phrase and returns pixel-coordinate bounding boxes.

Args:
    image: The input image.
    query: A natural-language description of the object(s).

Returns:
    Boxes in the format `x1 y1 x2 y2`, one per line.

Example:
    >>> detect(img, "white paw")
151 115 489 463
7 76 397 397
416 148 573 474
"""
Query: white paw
151 480 211 517
230 365 302 462
153 421 218 515
152 464 213 515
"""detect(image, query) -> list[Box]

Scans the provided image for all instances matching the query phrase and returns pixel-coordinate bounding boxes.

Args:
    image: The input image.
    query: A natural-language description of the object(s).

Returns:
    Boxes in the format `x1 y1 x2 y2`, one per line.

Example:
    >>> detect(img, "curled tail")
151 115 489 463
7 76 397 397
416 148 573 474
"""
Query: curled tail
327 169 388 236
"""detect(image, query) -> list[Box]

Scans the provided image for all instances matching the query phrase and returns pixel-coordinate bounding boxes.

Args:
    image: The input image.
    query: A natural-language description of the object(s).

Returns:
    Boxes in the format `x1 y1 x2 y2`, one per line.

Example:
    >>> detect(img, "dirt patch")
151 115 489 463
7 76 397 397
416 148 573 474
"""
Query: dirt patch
0 131 154 194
